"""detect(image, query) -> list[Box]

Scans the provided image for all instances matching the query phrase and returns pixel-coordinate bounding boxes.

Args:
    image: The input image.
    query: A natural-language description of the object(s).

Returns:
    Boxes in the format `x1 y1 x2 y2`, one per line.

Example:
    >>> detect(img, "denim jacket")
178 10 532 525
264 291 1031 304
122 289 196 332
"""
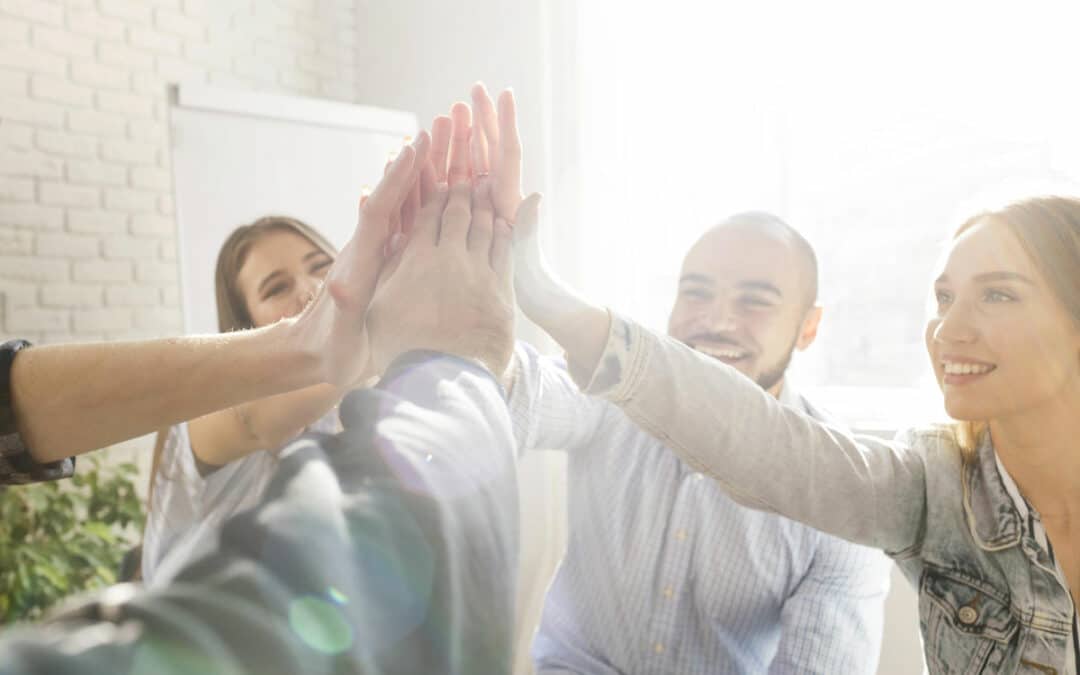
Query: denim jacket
573 313 1077 675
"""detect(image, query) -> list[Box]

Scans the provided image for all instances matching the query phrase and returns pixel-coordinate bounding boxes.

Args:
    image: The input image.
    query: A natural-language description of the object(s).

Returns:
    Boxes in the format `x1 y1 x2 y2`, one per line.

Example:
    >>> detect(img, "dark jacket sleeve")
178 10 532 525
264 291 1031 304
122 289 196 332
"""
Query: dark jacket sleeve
0 352 519 675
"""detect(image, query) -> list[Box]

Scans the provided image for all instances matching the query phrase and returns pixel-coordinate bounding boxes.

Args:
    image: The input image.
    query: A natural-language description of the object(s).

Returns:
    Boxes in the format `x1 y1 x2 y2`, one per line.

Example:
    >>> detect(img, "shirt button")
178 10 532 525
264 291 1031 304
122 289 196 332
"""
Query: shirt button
654 643 665 654
957 606 978 625
675 530 687 541
663 587 674 599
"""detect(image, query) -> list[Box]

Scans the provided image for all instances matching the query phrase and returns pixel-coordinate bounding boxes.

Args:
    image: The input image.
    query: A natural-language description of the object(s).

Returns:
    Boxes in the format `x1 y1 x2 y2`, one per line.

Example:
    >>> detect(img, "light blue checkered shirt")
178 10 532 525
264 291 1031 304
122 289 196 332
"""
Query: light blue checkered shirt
509 342 892 674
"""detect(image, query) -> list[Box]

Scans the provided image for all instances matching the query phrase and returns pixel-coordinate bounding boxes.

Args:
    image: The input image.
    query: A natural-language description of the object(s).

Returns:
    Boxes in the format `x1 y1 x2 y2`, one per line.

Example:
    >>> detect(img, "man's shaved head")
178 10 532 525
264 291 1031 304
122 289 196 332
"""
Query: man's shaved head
668 211 823 397
707 211 819 308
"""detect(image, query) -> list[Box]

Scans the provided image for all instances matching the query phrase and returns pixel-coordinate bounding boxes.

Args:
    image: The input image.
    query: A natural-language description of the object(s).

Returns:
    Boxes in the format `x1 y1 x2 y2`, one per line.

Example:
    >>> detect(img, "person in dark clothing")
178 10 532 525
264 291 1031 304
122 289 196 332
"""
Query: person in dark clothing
0 352 518 675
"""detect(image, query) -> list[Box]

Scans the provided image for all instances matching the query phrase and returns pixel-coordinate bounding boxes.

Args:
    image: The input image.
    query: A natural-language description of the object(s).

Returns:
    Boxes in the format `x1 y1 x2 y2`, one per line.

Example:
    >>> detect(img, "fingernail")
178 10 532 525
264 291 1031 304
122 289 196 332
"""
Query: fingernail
360 184 372 197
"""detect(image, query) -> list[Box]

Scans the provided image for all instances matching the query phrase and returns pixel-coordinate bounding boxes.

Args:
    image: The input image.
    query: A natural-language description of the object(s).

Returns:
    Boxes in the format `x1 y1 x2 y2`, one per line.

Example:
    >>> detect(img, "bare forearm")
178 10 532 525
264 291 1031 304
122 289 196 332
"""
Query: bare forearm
534 301 610 384
190 383 345 467
511 197 610 379
10 320 321 463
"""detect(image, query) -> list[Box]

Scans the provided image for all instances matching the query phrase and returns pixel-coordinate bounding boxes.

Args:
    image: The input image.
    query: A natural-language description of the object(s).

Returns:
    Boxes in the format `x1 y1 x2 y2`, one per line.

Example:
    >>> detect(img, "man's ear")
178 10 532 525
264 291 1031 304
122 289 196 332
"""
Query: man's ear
795 304 823 351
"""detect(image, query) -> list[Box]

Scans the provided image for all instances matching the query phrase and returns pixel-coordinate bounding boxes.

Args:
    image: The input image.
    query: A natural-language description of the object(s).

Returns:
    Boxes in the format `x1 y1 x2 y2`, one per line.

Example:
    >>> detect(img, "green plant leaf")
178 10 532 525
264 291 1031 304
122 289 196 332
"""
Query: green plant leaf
0 456 145 625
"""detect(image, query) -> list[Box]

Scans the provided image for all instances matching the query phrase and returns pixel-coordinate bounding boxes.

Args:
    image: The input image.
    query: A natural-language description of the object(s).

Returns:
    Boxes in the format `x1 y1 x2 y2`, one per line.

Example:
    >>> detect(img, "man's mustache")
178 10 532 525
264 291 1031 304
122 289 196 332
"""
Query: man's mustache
684 333 750 351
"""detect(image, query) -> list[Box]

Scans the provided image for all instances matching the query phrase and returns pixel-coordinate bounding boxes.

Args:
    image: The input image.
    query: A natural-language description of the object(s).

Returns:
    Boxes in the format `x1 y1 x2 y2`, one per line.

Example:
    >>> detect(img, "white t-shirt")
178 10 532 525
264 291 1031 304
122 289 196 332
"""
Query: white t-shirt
142 408 340 586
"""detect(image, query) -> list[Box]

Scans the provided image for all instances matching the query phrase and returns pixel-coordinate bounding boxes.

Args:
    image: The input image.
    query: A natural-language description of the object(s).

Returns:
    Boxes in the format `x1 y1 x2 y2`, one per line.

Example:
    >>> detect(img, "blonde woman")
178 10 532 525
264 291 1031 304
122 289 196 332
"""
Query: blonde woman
143 216 351 584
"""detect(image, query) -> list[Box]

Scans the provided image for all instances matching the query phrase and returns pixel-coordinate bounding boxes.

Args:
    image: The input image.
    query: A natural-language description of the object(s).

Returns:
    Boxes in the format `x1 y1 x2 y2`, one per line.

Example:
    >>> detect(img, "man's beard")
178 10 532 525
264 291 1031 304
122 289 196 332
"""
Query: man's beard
753 334 799 392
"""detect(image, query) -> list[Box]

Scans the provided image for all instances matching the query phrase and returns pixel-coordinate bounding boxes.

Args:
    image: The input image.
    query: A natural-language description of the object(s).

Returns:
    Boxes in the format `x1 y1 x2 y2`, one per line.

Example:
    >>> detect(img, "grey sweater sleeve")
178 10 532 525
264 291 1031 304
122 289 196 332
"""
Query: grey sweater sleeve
0 351 519 675
574 312 928 556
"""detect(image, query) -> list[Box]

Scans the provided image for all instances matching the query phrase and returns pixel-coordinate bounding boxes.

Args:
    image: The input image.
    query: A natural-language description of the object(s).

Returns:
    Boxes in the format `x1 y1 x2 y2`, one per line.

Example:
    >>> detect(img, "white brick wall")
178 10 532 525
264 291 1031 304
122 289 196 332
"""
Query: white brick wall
0 0 358 347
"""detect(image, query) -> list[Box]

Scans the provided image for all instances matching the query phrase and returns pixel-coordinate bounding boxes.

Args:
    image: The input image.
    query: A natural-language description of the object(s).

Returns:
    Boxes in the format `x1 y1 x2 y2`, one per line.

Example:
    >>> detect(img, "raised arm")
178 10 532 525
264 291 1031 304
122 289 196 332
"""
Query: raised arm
501 92 926 551
187 383 347 468
553 309 928 553
7 133 430 469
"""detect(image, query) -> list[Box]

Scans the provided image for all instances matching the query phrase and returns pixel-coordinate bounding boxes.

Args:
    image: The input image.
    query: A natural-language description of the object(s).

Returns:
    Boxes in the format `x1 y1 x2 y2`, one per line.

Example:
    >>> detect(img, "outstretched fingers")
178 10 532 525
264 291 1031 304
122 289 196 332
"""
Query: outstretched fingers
471 82 500 173
446 103 472 186
327 136 426 310
429 115 452 183
439 182 473 246
468 179 495 256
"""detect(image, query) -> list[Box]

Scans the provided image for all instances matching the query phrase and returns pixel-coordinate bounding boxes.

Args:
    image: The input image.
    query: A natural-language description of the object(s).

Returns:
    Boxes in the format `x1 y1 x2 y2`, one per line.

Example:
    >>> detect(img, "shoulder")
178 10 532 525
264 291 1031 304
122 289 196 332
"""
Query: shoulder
893 424 962 461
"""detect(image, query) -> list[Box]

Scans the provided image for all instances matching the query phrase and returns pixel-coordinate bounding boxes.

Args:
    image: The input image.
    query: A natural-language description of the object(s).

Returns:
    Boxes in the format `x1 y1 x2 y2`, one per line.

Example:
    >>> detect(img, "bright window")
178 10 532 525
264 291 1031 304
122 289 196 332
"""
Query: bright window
561 0 1080 429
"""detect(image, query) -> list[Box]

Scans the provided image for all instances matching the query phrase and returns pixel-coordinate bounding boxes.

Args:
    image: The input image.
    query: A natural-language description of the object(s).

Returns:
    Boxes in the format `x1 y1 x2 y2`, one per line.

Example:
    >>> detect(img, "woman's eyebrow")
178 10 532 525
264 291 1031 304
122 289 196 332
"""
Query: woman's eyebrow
936 271 1035 285
974 271 1035 284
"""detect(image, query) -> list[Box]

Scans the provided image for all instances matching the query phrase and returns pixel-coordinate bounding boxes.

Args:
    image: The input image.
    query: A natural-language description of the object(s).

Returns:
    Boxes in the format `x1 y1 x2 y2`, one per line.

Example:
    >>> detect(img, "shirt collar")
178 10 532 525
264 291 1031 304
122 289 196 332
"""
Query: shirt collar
994 451 1031 521
776 378 803 411
963 433 1024 550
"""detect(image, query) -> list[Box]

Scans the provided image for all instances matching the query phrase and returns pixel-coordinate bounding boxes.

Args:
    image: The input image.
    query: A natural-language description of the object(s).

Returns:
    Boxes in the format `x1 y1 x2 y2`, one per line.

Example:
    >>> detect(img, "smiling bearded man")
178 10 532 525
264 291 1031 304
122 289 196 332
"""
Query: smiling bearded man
509 211 894 674
667 211 820 395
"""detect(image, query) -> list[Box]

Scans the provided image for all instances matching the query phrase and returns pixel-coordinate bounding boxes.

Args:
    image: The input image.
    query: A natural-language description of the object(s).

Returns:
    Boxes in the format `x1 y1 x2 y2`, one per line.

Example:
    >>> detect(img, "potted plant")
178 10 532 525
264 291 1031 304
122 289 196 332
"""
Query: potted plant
0 456 144 624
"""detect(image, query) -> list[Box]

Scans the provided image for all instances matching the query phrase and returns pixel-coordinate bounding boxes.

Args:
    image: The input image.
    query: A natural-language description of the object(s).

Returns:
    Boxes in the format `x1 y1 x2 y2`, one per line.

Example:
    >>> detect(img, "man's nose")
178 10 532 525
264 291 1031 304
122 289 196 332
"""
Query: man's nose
706 300 737 332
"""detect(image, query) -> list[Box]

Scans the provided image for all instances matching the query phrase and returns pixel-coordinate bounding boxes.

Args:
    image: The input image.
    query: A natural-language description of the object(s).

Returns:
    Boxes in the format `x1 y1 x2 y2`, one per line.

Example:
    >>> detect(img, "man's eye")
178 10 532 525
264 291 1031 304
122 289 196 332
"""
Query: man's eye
934 289 953 307
311 259 332 276
681 288 710 300
739 296 773 308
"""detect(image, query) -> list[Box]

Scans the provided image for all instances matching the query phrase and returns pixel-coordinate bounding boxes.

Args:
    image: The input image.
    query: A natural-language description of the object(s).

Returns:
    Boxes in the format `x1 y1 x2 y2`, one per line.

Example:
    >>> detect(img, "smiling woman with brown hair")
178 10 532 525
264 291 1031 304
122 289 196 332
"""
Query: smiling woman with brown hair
142 215 356 585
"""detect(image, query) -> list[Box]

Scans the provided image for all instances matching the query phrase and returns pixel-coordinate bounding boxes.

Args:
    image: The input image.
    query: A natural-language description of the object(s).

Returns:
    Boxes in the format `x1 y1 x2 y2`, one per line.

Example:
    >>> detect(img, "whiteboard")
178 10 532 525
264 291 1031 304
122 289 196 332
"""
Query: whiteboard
168 84 417 335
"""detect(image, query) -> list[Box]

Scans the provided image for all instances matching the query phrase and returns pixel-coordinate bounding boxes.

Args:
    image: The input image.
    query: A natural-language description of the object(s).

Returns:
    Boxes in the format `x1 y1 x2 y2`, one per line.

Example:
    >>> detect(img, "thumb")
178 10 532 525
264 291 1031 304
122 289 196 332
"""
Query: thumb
512 192 543 243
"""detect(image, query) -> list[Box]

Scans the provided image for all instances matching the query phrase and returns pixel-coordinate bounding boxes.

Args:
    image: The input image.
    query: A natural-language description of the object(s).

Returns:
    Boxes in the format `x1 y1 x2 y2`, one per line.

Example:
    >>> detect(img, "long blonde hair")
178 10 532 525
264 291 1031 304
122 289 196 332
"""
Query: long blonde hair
949 196 1080 461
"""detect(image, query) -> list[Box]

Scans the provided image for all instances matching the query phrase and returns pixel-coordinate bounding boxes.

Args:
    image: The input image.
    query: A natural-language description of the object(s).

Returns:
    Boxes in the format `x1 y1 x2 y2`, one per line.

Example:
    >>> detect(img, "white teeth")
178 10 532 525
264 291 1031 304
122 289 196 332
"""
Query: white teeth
698 346 747 360
942 361 994 375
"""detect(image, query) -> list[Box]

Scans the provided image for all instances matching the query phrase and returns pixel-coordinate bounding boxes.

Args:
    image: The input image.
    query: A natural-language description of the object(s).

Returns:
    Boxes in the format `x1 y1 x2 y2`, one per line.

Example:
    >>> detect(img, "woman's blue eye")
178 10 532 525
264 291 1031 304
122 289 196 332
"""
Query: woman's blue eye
984 289 1015 303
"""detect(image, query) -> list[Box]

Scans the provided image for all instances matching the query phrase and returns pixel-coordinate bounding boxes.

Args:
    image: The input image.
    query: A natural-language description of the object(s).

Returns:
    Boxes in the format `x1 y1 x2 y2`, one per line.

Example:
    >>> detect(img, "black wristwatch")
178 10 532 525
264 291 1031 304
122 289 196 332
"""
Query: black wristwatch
0 339 77 485
0 339 32 436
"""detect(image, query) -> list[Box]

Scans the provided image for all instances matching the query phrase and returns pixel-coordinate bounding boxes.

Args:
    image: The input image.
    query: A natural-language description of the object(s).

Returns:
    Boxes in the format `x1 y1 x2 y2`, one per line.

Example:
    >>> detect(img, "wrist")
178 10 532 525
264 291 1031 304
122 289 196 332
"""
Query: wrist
262 317 325 390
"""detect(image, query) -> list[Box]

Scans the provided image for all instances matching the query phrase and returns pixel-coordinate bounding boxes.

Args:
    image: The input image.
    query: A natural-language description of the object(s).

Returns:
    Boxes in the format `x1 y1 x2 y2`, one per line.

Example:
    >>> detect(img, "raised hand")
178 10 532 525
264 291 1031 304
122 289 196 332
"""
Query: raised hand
289 132 430 386
471 83 523 222
365 179 516 377
510 190 611 381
